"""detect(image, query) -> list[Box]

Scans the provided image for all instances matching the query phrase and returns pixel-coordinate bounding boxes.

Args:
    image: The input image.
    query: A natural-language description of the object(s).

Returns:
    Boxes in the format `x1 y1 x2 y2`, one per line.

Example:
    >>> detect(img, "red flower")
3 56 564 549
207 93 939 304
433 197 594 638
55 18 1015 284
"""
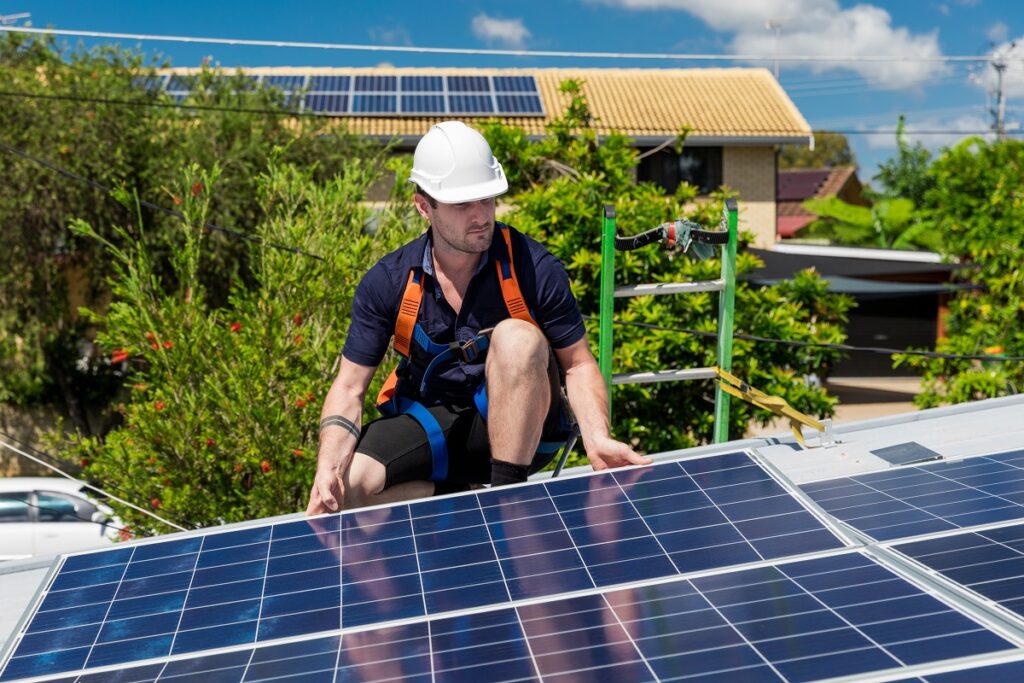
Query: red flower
111 349 129 363
147 456 157 464
172 195 182 206
233 462 243 472
305 392 315 401
163 340 173 349
150 498 162 508
146 331 157 341
292 448 304 457
119 527 133 541
150 342 159 350
206 438 215 448
230 322 242 333
260 460 271 473
79 458 90 468
154 400 166 412
293 313 303 326
191 181 204 197
293 334 304 345
294 398 307 409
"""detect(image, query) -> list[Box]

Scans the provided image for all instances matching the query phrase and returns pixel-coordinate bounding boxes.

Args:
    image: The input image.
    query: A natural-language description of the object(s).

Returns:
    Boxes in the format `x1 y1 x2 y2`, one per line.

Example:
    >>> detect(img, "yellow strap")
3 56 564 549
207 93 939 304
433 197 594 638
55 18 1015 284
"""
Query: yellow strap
713 367 825 449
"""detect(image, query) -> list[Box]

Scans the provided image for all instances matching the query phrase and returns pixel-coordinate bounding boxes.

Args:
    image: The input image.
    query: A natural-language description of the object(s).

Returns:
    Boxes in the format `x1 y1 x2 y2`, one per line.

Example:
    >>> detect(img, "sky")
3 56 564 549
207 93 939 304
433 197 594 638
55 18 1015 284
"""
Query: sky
4 0 1024 183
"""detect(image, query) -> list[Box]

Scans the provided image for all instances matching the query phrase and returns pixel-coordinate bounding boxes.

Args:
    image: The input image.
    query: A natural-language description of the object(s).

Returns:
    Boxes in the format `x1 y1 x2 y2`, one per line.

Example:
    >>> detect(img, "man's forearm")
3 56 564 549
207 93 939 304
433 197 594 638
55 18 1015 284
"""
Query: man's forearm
564 361 613 453
316 382 365 472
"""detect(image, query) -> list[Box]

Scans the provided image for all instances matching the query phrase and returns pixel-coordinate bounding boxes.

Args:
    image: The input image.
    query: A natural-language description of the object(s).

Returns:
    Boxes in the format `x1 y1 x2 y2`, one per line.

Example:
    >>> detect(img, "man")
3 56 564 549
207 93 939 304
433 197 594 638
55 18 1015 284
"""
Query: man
307 121 648 515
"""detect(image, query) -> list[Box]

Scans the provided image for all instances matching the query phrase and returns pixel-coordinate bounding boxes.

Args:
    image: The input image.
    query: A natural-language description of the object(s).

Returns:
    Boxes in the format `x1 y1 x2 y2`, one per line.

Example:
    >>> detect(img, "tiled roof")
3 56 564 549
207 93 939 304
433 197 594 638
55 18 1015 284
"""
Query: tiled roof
776 167 861 238
169 66 811 144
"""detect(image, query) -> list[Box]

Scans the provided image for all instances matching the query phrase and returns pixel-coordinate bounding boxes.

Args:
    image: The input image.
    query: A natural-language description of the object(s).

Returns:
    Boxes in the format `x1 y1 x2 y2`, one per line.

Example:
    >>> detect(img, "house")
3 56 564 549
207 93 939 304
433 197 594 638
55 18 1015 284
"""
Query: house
164 66 813 248
776 166 869 239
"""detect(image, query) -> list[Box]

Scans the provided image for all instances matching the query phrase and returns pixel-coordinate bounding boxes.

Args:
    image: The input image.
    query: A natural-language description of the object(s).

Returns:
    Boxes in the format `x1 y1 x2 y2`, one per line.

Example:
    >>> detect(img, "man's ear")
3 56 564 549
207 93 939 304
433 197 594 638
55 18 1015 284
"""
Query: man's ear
413 193 433 221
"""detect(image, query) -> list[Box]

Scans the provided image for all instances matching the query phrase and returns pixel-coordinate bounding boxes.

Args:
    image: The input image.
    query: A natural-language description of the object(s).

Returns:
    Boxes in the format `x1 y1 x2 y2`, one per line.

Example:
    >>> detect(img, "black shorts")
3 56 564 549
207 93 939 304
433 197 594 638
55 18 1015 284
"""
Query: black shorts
357 357 570 489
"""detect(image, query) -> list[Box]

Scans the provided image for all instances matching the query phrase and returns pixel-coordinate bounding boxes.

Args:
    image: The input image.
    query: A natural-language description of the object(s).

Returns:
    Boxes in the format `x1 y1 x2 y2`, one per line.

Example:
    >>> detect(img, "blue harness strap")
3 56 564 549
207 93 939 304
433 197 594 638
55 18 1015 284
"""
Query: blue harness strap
399 398 449 482
472 384 568 455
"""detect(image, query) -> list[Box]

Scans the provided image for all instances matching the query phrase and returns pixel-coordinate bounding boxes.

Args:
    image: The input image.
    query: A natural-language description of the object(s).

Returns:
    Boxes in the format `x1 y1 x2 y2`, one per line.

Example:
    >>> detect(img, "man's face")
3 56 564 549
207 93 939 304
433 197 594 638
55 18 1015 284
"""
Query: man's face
415 193 496 255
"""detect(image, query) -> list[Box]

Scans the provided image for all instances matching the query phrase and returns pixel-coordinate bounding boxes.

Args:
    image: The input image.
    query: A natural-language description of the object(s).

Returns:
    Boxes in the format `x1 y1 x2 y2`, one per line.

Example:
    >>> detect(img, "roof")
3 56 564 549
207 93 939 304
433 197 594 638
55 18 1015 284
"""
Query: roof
748 243 961 286
776 166 863 238
169 66 812 145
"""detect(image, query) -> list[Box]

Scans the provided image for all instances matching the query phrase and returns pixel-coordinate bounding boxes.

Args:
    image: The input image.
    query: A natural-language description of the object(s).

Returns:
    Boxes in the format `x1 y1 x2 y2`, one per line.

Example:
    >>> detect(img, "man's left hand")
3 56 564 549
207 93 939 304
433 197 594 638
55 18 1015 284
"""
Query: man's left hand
586 436 653 470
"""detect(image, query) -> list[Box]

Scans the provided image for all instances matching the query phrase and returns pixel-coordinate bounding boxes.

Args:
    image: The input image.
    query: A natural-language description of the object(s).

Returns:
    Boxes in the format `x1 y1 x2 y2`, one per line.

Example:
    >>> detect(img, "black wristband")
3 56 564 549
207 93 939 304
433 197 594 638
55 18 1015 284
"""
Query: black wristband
319 415 360 440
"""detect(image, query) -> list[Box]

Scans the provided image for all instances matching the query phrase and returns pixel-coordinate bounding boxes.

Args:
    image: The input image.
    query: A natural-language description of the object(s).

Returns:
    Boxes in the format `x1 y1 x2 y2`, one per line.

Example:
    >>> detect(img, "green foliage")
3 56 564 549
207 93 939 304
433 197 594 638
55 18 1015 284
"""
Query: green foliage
778 131 856 169
800 196 941 250
895 137 1024 406
483 88 852 460
61 164 417 533
0 34 378 428
874 115 935 207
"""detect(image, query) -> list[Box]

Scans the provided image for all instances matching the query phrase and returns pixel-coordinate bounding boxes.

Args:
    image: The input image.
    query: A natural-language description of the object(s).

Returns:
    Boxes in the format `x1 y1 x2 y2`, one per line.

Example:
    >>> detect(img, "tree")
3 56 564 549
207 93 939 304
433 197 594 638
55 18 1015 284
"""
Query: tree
874 114 935 206
895 137 1024 406
799 196 941 251
779 131 857 169
63 162 418 533
0 34 377 435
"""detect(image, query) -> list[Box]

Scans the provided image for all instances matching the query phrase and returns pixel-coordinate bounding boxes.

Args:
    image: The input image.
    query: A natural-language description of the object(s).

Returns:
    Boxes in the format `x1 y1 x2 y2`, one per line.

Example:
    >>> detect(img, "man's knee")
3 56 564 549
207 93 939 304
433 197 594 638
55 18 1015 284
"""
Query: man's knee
344 452 386 508
487 319 548 371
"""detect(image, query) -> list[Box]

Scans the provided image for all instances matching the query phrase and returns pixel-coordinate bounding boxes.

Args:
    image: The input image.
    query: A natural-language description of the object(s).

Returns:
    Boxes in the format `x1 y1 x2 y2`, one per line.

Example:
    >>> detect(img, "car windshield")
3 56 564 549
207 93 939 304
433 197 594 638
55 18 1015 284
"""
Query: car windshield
37 491 95 523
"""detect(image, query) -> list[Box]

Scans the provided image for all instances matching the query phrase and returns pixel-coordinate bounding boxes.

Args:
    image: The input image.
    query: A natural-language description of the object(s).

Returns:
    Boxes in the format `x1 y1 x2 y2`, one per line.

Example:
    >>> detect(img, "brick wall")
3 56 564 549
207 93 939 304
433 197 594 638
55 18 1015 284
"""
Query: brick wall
722 146 777 248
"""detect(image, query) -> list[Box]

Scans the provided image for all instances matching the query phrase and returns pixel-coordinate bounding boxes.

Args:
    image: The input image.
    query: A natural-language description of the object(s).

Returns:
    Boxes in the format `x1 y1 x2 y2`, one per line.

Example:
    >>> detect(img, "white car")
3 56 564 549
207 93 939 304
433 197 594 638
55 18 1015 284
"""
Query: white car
0 477 121 560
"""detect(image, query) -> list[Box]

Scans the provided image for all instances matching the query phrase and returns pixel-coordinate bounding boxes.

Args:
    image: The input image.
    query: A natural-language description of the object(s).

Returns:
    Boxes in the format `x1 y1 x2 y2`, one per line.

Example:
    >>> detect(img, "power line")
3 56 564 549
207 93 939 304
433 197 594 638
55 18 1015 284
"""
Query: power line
0 140 325 262
586 316 1024 362
0 25 998 64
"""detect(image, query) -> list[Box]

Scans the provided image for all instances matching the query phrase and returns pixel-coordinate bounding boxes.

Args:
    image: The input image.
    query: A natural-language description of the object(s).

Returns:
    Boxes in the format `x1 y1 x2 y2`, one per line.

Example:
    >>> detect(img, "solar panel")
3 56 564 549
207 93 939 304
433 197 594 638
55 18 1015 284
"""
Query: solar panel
0 452 850 680
895 521 1024 620
3 552 1017 682
139 73 544 117
802 449 1024 541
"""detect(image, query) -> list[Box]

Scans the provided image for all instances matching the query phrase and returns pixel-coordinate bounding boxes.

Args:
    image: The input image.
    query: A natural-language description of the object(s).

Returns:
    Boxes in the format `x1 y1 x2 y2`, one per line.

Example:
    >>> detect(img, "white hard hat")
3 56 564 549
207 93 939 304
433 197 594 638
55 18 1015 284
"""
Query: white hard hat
409 121 508 203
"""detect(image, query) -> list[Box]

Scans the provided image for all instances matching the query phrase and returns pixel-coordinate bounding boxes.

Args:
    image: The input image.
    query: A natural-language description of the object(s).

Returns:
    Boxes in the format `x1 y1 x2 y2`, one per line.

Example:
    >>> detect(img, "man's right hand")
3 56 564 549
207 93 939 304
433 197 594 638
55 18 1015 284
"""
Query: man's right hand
306 463 345 515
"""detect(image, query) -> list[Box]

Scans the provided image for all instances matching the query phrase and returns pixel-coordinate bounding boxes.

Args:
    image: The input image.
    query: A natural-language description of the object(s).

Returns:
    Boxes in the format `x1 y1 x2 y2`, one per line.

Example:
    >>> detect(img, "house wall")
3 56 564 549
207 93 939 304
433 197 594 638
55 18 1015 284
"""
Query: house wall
722 147 776 248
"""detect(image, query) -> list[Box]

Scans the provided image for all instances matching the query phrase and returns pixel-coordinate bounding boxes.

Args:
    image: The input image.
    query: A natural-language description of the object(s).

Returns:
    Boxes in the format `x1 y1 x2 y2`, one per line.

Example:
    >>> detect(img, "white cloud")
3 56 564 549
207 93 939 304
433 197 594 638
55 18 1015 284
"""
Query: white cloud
592 0 950 89
471 14 532 49
972 38 1024 99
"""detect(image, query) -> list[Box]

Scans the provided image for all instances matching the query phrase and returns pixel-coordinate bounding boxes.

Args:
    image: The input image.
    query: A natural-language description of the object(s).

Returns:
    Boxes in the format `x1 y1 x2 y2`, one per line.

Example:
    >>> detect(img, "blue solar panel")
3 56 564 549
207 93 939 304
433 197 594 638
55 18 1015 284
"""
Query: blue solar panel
497 94 544 114
802 449 1024 541
354 75 396 92
263 75 305 90
4 552 1015 682
307 75 349 92
450 94 494 114
448 75 490 92
303 93 347 114
494 75 537 93
402 94 447 114
401 75 444 92
896 522 1024 619
165 76 195 92
351 94 397 114
0 452 849 681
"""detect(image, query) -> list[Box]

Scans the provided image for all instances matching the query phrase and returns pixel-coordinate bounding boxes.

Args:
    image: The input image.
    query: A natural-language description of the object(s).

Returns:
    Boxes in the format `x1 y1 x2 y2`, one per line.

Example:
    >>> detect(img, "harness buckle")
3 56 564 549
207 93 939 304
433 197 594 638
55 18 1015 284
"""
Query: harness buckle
454 327 494 363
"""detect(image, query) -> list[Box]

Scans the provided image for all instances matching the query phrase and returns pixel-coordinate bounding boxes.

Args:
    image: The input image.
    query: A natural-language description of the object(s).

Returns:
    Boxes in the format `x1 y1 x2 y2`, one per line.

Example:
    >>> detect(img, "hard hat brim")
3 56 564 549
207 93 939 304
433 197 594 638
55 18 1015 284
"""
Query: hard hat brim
410 175 509 204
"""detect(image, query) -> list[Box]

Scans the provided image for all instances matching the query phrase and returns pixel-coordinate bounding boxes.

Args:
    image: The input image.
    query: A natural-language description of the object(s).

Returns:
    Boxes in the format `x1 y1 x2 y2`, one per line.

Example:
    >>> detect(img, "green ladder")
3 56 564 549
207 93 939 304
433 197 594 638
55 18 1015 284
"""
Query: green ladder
549 199 738 477
599 198 738 441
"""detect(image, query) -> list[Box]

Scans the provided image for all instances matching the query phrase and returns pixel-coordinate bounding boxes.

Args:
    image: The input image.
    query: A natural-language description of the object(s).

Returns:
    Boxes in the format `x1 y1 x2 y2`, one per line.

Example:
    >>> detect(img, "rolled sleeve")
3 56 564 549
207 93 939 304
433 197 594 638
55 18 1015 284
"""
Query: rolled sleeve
533 252 586 349
342 264 396 368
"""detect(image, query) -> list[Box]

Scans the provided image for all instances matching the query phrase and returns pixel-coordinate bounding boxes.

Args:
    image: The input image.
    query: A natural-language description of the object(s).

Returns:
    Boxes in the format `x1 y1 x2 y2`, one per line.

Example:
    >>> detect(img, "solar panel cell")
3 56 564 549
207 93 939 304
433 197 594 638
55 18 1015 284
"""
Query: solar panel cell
401 94 446 114
401 75 444 92
449 94 493 114
354 75 396 91
351 94 397 113
307 76 349 92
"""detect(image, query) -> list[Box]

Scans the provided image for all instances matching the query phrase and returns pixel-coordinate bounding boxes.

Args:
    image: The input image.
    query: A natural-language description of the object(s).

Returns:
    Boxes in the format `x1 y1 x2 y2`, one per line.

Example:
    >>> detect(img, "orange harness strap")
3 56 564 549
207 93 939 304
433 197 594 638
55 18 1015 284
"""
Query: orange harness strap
495 226 538 327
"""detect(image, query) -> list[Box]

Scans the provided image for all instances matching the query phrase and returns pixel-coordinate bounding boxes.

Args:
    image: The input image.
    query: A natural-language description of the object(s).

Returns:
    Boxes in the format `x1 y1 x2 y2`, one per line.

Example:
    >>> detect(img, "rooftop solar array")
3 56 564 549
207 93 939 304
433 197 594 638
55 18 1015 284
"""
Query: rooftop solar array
801 449 1024 541
144 73 545 117
5 446 1024 682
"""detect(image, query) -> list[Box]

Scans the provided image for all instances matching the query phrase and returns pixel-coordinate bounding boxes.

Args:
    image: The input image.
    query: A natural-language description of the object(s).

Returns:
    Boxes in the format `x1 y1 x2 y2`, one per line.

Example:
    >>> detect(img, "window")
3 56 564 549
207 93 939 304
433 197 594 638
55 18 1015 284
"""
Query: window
0 493 31 523
37 492 94 523
637 146 723 195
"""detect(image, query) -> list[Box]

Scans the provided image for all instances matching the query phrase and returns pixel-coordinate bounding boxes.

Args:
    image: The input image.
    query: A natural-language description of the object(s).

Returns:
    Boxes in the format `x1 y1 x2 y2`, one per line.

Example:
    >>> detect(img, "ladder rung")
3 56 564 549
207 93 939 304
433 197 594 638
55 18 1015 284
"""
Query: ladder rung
614 279 725 298
612 367 718 385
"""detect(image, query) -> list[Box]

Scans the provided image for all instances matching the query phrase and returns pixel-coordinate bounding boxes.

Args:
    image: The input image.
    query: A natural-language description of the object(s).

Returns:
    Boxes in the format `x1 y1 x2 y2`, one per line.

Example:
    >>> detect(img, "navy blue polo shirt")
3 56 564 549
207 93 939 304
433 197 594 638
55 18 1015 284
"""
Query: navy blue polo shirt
343 222 586 407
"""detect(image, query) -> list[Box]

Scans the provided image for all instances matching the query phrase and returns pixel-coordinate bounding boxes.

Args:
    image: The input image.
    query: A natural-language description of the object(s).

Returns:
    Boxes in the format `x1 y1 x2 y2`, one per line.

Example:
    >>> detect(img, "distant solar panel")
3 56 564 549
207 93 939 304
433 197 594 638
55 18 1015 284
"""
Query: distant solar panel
802 449 1024 541
896 521 1024 619
3 552 1016 682
400 75 443 92
0 452 848 680
307 75 349 92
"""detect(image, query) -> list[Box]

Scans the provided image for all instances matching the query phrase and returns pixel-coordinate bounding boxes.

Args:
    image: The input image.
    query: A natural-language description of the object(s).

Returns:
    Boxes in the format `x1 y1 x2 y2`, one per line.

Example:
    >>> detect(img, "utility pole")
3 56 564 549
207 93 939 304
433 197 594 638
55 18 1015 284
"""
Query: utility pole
990 41 1015 140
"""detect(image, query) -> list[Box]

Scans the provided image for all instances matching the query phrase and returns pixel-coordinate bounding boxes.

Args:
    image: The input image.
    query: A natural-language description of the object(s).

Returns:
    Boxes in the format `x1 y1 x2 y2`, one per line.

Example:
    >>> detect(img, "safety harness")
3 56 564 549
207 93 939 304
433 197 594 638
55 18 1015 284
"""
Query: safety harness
376 224 569 481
